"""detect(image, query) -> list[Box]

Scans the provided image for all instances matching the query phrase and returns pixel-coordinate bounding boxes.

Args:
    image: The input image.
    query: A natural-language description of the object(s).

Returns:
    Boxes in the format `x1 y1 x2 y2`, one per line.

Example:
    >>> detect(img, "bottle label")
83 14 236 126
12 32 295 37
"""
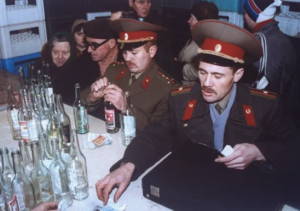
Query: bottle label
19 121 29 142
26 120 39 141
41 119 49 132
62 125 71 143
105 109 115 130
123 116 136 137
11 109 20 130
9 195 20 211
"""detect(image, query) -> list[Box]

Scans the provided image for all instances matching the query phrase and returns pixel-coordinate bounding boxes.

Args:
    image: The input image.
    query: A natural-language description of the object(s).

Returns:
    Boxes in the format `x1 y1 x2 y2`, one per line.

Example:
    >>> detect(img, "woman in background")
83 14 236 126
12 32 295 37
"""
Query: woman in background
71 19 87 56
177 2 219 85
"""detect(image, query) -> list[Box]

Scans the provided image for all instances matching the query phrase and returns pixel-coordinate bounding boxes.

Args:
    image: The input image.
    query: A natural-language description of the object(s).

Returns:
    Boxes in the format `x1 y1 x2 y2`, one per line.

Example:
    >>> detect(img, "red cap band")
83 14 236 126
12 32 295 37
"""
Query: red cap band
201 38 245 61
119 31 157 42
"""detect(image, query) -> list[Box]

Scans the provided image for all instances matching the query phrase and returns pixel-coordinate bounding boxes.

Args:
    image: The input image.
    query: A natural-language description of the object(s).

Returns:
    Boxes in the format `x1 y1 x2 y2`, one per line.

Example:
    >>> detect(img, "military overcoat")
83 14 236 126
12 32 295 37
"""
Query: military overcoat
86 60 178 132
111 83 299 180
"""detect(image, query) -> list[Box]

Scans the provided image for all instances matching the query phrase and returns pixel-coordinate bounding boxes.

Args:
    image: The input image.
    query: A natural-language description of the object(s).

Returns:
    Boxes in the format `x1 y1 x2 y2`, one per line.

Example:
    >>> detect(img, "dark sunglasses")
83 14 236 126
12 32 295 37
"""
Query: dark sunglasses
85 39 109 50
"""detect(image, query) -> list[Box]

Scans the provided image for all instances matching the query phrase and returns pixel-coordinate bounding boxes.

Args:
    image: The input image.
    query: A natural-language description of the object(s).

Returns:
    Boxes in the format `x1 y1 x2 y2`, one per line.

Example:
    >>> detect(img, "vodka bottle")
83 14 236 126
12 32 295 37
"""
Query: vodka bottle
30 142 54 204
40 88 49 117
44 64 53 105
28 66 37 85
56 95 71 144
11 151 35 211
49 139 73 207
0 178 8 211
47 95 59 157
37 133 52 169
18 67 26 87
36 70 43 86
29 84 39 114
73 84 89 134
120 92 136 146
105 83 119 133
18 140 33 178
0 148 14 205
6 86 21 140
18 85 29 142
37 95 49 133
25 91 41 142
66 130 88 200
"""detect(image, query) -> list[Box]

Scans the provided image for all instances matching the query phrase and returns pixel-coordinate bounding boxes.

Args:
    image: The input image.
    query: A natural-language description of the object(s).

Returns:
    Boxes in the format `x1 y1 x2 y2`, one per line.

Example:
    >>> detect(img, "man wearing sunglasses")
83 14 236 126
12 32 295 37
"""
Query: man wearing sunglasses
85 19 178 132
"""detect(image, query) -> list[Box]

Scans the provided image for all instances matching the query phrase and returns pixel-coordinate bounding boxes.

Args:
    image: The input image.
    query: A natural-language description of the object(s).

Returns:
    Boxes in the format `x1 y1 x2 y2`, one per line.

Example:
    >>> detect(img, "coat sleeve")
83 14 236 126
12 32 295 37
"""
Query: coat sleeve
110 94 178 180
254 96 300 174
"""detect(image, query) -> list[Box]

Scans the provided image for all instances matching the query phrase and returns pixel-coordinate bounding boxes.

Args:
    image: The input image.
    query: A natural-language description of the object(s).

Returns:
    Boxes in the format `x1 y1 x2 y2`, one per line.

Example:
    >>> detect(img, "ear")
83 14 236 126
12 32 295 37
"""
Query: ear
233 68 244 83
149 45 157 58
128 0 133 7
109 39 117 48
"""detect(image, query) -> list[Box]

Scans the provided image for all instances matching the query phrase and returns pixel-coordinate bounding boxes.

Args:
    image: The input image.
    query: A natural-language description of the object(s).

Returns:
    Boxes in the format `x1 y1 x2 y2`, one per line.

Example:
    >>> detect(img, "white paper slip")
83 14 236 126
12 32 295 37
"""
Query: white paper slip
221 145 234 157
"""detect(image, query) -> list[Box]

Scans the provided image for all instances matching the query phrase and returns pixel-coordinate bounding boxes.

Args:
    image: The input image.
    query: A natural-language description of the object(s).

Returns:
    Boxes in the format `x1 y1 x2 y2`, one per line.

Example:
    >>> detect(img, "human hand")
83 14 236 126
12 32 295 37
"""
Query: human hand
103 84 125 111
215 143 266 170
95 162 135 205
89 77 109 103
31 202 59 211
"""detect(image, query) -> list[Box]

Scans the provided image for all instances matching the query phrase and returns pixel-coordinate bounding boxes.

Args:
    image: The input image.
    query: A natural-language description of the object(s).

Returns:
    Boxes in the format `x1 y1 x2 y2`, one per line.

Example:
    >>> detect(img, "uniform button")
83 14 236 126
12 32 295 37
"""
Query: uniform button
263 91 268 94
184 123 188 127
167 81 170 84
113 64 115 66
179 87 183 91
162 75 165 77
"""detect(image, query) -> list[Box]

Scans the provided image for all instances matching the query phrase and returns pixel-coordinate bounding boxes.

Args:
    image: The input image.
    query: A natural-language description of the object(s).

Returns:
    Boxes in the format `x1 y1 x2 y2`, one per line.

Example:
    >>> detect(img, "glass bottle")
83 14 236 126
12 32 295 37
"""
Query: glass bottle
36 70 43 86
18 140 33 178
67 130 88 200
29 66 37 85
120 92 136 146
44 64 53 105
73 84 89 134
40 88 49 117
104 83 119 133
25 91 41 142
0 148 14 205
56 95 71 144
11 150 35 211
0 178 8 211
18 85 29 143
49 139 73 207
29 84 39 114
37 133 52 169
18 66 26 86
37 95 49 133
30 142 54 204
47 95 59 157
6 86 21 140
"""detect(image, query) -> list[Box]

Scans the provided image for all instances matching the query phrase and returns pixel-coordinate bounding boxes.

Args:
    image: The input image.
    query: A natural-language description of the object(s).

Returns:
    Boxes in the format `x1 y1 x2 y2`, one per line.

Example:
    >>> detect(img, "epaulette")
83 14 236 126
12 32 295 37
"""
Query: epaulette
249 87 277 100
156 70 177 85
171 85 193 96
111 61 125 67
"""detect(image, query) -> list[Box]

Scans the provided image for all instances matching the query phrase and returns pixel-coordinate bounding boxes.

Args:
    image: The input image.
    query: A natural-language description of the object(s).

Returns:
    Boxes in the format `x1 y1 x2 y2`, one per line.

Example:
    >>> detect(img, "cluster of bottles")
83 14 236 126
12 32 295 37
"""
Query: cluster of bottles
105 88 136 146
0 131 88 211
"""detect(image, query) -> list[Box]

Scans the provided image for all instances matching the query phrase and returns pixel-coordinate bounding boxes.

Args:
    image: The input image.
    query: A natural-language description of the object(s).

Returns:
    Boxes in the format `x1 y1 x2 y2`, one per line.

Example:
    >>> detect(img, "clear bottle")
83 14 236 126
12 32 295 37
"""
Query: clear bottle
25 91 41 142
49 139 73 207
30 142 54 204
0 177 8 211
18 140 33 178
0 148 14 205
73 84 89 134
37 95 49 133
40 87 49 117
66 130 88 200
36 70 43 86
120 92 136 146
29 65 37 85
37 133 52 169
18 67 26 87
105 83 119 134
6 86 21 140
29 84 39 114
44 64 53 105
56 95 71 144
47 95 59 157
18 85 29 142
11 150 35 211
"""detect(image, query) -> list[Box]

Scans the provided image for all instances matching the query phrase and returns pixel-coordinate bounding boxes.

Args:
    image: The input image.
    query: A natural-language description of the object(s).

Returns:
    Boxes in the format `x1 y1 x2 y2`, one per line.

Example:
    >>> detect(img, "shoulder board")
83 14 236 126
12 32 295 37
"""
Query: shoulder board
110 61 125 67
171 85 193 96
249 87 277 100
156 70 177 85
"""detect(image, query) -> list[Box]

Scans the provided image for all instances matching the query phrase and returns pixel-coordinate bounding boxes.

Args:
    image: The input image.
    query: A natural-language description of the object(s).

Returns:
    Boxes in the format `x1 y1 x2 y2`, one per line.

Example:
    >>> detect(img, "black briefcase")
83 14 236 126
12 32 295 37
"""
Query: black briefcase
142 142 299 211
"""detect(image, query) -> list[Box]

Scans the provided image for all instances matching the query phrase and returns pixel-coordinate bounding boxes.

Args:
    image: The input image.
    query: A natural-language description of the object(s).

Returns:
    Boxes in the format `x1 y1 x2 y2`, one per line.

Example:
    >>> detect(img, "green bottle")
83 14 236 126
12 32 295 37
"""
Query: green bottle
73 83 89 134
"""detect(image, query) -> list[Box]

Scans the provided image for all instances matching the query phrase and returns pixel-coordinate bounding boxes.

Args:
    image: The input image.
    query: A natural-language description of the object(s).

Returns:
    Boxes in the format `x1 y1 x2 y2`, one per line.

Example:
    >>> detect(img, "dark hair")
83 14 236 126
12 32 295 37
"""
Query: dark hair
49 34 69 49
191 2 219 21
73 23 85 35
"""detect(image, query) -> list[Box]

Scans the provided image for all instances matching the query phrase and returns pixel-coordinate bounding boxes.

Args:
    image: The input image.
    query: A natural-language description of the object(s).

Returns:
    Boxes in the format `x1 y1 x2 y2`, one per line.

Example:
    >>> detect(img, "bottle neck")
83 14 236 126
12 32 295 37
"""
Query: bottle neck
7 88 17 107
19 143 31 163
31 144 42 166
75 87 82 101
12 153 23 176
1 151 12 169
52 140 62 160
70 131 80 155
57 97 66 114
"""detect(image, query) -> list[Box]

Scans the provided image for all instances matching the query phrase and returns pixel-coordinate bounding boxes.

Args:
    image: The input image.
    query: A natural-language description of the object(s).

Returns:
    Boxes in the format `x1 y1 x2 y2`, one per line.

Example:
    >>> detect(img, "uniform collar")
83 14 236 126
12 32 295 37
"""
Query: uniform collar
252 19 276 33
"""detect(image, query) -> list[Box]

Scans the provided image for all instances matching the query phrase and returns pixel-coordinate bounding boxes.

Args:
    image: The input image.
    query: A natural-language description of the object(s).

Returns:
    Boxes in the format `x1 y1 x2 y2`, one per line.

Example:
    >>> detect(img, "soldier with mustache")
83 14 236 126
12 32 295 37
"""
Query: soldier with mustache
85 19 178 132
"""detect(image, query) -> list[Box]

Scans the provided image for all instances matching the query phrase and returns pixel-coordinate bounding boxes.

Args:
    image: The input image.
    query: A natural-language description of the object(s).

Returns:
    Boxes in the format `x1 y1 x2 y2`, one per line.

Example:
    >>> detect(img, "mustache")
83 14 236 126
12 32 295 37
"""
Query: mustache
126 62 137 67
201 86 216 94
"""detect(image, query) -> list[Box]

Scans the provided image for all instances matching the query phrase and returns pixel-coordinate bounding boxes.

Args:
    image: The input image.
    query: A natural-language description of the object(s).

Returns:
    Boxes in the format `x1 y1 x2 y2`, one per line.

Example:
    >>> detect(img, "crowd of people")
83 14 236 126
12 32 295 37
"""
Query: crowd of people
31 0 300 210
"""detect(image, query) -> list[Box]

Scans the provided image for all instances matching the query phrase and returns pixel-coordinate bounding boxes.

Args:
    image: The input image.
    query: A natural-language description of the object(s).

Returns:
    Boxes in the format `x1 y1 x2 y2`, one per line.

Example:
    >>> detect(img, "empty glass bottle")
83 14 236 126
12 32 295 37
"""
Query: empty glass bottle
67 130 88 200
0 178 7 211
18 140 33 177
0 148 14 205
6 86 21 140
30 142 54 204
49 139 73 207
11 150 35 211
18 85 29 142
120 92 136 146
37 133 52 169
44 64 53 105
18 66 26 87
47 95 59 157
73 84 89 134
56 95 71 144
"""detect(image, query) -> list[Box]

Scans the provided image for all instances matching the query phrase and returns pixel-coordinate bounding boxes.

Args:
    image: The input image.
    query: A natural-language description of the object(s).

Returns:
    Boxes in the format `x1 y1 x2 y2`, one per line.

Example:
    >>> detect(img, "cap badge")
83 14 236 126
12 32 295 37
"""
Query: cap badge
189 103 194 108
124 33 129 41
215 44 222 52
